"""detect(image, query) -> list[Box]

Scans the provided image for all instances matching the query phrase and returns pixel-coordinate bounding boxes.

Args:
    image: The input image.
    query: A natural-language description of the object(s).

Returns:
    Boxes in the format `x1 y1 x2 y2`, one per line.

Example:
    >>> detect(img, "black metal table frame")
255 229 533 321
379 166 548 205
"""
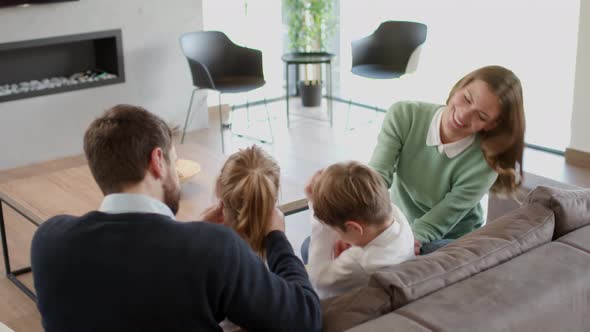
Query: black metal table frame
0 197 40 302
282 52 335 128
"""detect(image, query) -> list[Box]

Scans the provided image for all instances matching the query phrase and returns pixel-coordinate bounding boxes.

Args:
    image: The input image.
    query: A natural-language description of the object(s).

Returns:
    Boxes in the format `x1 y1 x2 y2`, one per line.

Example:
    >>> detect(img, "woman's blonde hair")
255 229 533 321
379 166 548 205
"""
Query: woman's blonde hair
447 65 525 194
216 145 280 257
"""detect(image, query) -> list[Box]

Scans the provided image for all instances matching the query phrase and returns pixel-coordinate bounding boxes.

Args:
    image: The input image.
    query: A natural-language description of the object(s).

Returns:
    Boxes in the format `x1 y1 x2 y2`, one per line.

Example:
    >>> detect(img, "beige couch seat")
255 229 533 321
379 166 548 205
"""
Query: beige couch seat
393 240 590 332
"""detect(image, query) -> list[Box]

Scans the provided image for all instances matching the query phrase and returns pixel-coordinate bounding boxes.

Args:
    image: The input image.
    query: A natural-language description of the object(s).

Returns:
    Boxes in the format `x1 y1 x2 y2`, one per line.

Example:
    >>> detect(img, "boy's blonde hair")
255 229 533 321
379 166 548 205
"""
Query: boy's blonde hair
312 161 392 231
216 145 280 257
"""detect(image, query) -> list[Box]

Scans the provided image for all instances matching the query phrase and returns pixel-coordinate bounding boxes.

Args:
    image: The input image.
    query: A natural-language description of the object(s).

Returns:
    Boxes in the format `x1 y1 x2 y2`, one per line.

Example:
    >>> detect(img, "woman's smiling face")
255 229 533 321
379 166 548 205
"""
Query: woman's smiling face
442 79 502 142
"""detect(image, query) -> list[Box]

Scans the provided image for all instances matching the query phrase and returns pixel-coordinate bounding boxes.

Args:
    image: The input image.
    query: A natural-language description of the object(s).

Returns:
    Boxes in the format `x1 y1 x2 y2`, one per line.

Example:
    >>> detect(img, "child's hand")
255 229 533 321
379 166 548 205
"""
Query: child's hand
333 240 352 258
414 239 421 256
304 169 324 200
266 207 286 234
199 201 224 224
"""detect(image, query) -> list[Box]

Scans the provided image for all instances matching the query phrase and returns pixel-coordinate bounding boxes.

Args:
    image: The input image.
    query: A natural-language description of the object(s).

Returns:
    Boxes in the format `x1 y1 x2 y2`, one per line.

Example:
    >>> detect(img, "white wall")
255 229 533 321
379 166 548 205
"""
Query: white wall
0 0 205 169
571 0 590 153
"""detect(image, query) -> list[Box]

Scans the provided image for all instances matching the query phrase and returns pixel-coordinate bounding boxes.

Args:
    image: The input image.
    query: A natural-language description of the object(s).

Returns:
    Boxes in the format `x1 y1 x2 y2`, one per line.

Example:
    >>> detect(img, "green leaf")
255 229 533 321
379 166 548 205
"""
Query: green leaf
284 0 336 52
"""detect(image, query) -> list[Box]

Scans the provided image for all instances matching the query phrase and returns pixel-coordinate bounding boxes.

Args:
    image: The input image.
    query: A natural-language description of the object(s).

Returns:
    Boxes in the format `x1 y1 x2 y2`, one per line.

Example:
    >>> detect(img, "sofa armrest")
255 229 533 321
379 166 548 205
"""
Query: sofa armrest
487 171 579 222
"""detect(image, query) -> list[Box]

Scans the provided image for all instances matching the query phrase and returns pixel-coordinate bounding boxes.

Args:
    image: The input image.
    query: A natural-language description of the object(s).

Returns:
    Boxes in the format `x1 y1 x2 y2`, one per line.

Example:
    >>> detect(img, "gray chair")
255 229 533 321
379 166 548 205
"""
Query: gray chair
346 21 427 129
179 31 272 153
351 21 427 79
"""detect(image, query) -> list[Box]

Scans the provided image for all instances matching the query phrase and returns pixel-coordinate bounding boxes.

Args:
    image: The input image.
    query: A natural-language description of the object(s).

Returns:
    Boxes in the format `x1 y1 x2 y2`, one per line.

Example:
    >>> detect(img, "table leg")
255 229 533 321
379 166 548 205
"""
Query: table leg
285 63 290 129
0 201 37 301
328 62 333 128
0 202 11 275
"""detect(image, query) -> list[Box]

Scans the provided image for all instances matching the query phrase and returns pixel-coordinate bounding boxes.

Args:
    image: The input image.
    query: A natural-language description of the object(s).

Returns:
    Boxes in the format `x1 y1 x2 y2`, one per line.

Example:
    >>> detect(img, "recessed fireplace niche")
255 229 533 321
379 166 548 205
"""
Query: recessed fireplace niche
0 29 125 102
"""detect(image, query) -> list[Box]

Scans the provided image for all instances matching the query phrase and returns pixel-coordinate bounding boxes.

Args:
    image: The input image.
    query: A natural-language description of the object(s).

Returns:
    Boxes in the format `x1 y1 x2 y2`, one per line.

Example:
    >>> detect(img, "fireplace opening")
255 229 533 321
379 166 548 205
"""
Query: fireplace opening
0 29 125 103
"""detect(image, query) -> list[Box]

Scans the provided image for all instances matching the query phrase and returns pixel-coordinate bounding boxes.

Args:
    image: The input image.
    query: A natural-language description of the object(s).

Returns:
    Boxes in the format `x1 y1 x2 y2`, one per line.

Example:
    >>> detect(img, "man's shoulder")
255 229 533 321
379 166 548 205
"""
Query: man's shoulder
173 221 245 252
177 220 238 240
37 212 238 242
44 213 84 223
33 213 97 250
37 213 95 234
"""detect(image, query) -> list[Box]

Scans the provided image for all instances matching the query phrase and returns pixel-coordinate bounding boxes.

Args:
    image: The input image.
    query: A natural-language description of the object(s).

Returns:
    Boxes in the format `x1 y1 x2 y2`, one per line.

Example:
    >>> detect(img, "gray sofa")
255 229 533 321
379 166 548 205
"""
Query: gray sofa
321 173 590 332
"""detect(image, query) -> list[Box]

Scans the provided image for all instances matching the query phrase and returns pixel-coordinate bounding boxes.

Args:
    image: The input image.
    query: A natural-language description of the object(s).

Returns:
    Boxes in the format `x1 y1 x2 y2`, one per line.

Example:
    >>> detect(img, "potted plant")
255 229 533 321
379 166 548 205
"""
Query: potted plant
284 0 336 107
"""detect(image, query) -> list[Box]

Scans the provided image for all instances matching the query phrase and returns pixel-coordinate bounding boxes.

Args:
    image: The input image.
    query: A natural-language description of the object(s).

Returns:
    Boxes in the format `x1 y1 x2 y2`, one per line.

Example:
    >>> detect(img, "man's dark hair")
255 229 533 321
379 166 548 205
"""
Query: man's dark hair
84 104 173 195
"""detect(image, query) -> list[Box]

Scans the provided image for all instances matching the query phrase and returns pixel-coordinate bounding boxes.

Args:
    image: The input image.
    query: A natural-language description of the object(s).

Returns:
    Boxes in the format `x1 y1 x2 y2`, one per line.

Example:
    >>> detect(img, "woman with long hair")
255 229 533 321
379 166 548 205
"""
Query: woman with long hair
368 65 525 254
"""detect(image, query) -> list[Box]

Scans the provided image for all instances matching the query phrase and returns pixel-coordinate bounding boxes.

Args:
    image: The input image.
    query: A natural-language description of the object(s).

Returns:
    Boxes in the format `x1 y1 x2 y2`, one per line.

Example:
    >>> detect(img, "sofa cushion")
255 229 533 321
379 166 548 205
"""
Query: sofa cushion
525 186 590 239
395 242 590 332
557 224 590 253
321 286 390 332
486 171 579 222
371 202 554 310
345 312 431 332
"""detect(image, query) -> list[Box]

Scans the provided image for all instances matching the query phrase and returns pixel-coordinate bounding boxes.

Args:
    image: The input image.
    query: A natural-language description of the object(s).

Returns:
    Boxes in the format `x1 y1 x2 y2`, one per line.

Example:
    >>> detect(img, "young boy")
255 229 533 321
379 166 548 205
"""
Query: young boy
306 161 415 299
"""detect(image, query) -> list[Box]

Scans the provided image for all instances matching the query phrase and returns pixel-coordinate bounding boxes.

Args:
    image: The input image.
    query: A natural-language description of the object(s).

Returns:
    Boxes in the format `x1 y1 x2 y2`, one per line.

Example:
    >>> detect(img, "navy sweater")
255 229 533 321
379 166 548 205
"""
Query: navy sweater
31 211 321 331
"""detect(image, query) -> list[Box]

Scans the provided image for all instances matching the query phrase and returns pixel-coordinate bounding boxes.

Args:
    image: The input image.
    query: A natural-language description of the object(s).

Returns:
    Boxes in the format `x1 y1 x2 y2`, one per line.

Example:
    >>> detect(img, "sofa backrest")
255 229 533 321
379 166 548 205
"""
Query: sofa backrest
389 237 590 332
321 286 392 332
487 171 579 222
321 201 555 331
525 186 590 239
370 202 555 309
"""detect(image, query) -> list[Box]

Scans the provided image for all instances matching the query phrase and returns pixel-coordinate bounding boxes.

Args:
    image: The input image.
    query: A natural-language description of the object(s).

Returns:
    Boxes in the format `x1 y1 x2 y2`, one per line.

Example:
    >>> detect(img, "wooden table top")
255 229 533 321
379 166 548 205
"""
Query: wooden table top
0 143 307 225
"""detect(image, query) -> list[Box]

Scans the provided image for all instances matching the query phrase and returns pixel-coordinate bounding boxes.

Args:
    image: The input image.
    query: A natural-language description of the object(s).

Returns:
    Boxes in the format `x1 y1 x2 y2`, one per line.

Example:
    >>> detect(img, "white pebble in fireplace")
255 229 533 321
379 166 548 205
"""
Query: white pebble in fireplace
0 70 118 97
0 29 125 102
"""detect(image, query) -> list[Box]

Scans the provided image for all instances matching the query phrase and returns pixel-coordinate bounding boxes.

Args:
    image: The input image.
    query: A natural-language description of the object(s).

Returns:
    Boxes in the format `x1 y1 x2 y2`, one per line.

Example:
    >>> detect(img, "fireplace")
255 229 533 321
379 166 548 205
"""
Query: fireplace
0 29 125 103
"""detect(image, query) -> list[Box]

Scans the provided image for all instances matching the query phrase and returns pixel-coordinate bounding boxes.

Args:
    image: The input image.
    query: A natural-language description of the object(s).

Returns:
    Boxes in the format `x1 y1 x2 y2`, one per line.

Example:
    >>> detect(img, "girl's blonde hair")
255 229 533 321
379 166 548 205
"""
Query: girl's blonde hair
447 65 526 195
216 145 280 257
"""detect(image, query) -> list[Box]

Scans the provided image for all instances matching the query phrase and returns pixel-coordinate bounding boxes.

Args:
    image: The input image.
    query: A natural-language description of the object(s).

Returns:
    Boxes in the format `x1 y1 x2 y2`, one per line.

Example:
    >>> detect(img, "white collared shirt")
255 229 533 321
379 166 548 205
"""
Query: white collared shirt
99 193 176 220
426 106 475 158
307 204 415 299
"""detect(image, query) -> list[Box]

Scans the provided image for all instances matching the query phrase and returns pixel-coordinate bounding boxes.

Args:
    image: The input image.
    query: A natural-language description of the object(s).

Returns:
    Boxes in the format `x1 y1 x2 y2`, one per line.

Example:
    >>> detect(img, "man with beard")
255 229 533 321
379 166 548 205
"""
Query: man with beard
30 105 321 332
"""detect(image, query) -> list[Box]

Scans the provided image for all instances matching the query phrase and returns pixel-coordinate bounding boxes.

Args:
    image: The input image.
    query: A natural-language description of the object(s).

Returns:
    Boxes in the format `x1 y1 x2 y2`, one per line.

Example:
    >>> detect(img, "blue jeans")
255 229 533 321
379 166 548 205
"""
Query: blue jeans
301 236 311 264
420 239 453 255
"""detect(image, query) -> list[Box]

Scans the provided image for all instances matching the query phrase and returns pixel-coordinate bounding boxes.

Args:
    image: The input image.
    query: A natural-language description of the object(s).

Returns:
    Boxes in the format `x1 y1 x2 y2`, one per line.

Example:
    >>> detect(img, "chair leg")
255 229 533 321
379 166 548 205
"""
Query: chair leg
181 88 198 144
345 99 353 130
372 105 379 123
285 63 290 129
263 98 274 144
246 98 251 127
218 93 225 154
328 62 333 128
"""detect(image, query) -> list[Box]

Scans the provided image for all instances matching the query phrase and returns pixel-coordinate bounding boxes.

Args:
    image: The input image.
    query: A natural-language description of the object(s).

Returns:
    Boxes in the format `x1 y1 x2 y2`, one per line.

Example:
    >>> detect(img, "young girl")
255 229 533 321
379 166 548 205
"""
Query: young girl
200 145 281 331
214 145 281 258
215 145 281 258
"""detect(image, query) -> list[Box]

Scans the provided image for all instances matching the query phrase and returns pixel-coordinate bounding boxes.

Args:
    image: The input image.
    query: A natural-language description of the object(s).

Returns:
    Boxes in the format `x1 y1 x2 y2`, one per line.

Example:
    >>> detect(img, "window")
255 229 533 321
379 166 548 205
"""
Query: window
339 0 580 152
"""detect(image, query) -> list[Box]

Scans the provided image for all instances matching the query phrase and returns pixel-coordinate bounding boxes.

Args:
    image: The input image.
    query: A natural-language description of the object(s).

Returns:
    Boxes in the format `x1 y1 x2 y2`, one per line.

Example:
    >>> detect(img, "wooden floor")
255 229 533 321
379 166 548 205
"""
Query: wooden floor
0 98 589 331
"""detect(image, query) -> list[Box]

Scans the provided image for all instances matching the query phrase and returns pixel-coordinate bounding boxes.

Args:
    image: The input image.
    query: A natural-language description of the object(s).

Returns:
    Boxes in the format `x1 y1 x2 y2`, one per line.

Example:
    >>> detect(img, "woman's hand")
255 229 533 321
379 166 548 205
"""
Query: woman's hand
199 201 224 224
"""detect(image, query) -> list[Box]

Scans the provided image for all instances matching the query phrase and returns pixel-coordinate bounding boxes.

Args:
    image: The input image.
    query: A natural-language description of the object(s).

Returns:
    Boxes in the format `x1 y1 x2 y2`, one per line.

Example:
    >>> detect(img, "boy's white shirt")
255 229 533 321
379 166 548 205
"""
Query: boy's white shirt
307 203 415 299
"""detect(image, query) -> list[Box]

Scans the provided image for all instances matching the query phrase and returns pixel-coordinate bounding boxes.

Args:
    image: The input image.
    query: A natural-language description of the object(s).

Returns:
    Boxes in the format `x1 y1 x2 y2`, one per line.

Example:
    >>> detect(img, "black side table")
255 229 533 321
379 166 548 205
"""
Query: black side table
281 52 335 127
